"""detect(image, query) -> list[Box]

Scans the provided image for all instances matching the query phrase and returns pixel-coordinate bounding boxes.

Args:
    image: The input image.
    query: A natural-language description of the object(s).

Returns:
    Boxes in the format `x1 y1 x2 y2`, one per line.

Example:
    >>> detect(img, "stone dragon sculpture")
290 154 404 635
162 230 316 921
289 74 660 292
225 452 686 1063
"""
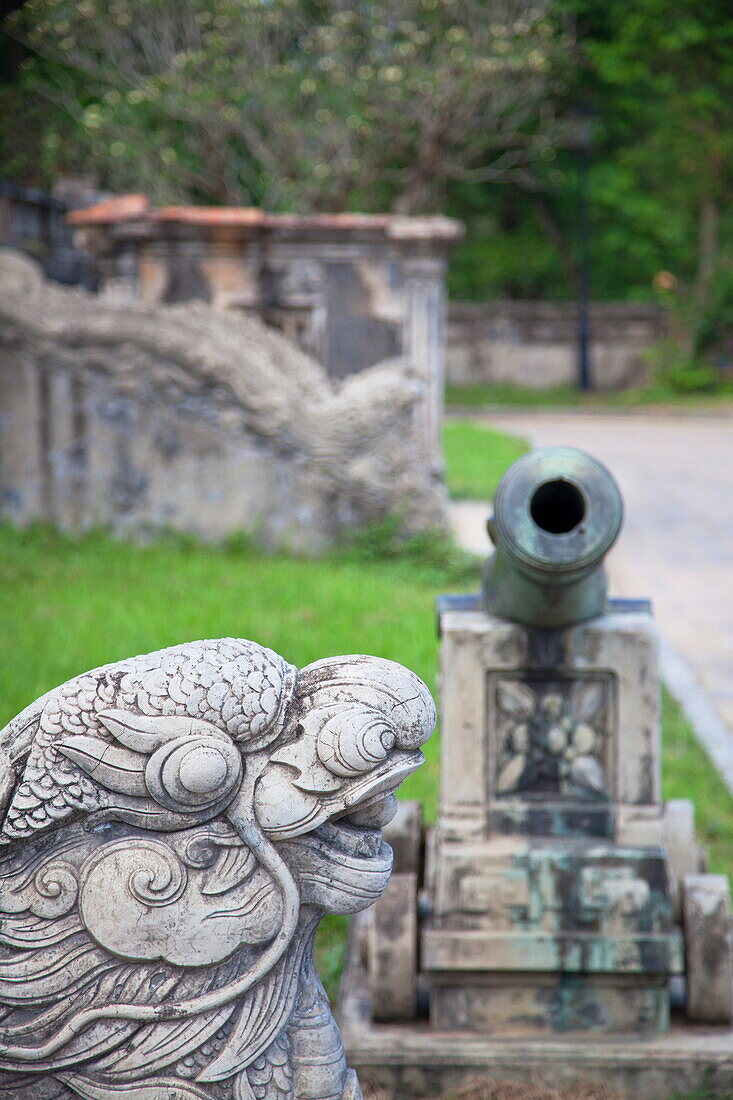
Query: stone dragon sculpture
0 638 435 1099
0 249 446 545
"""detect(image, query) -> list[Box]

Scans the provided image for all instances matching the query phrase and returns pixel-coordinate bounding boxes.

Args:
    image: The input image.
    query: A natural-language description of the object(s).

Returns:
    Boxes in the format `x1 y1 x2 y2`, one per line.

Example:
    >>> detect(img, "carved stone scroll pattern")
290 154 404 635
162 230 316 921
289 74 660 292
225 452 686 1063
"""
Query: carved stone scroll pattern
494 674 612 800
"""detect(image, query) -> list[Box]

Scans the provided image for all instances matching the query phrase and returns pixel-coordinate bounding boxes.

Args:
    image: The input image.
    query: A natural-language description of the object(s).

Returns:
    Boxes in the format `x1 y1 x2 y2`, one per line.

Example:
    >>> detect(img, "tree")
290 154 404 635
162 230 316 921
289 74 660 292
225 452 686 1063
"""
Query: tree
7 0 569 212
447 0 733 316
565 0 733 359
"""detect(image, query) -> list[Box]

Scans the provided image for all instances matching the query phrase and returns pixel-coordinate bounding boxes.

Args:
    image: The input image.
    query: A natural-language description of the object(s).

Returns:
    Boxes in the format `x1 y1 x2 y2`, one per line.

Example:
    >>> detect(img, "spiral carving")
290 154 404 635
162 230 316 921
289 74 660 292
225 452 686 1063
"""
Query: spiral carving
180 832 224 870
31 861 79 918
316 709 396 778
127 843 188 908
79 839 192 959
145 733 242 815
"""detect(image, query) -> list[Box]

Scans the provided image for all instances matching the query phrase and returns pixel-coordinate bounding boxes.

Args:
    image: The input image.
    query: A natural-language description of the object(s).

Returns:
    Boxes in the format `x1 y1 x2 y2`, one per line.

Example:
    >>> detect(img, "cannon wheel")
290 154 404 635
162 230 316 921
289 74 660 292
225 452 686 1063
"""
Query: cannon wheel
367 870 419 1021
366 800 422 1021
683 873 733 1023
663 799 706 918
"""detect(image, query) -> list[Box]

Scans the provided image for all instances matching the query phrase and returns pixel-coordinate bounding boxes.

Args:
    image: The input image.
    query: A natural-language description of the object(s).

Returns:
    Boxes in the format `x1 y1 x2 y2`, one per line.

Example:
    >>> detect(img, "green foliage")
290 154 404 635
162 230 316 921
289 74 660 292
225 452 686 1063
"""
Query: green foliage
449 0 733 320
662 689 733 885
6 0 733 370
337 515 479 588
5 0 565 211
446 184 572 302
693 263 733 366
660 362 721 396
668 1089 721 1100
313 913 348 1002
558 0 733 341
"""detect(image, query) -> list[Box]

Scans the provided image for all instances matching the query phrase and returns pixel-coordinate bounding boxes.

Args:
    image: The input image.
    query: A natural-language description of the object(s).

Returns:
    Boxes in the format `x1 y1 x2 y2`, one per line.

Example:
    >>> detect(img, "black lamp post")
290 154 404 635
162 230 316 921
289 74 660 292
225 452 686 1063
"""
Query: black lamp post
570 107 594 392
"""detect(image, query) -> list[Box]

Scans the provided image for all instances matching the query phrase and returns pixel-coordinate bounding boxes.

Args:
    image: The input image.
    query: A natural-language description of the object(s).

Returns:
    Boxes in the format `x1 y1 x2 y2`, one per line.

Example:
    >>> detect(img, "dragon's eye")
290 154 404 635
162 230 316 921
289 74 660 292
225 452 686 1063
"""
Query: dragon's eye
316 709 396 778
146 734 242 814
178 745 230 795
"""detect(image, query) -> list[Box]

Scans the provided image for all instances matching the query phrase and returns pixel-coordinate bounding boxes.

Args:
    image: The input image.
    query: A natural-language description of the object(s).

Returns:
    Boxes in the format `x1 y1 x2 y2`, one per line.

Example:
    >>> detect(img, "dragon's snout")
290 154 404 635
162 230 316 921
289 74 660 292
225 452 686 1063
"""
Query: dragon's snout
253 655 435 841
295 652 435 751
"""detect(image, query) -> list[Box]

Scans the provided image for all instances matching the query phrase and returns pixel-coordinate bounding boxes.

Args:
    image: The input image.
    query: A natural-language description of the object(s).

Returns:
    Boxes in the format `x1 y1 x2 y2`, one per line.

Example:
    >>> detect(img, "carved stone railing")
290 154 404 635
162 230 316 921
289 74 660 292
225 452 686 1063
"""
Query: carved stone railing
0 248 447 548
0 638 435 1100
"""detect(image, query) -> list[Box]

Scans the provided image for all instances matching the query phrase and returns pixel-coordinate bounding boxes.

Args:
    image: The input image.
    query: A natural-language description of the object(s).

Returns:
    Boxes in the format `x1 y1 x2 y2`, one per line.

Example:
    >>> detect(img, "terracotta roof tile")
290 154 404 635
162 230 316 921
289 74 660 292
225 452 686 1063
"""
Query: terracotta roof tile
154 206 264 225
67 197 463 240
67 194 149 224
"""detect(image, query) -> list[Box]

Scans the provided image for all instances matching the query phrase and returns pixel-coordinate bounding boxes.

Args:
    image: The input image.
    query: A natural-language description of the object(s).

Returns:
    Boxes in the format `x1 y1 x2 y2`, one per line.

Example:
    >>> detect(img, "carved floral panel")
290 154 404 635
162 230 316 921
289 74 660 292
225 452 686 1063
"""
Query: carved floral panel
492 673 613 800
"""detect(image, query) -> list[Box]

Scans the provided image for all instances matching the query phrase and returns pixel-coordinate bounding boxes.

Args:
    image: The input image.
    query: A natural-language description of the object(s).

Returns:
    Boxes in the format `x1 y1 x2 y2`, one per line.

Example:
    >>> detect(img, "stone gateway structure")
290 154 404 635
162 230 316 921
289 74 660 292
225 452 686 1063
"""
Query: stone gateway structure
0 249 447 548
0 638 435 1099
68 200 463 471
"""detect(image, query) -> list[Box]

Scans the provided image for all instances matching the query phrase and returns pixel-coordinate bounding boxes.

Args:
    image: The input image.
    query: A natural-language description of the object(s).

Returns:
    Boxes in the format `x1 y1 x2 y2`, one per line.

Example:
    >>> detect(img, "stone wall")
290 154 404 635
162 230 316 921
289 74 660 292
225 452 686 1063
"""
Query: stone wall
446 301 667 391
0 250 446 549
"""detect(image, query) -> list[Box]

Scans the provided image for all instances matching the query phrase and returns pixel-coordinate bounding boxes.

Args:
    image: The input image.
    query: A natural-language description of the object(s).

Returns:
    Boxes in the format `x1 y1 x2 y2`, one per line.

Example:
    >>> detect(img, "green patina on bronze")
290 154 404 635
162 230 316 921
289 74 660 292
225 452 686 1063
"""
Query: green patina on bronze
482 446 624 628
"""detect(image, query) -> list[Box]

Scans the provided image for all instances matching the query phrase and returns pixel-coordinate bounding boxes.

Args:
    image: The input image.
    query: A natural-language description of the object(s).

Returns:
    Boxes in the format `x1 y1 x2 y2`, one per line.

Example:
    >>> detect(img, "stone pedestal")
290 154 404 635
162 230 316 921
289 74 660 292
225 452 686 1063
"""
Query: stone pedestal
339 913 733 1100
345 446 732 1094
423 596 683 1035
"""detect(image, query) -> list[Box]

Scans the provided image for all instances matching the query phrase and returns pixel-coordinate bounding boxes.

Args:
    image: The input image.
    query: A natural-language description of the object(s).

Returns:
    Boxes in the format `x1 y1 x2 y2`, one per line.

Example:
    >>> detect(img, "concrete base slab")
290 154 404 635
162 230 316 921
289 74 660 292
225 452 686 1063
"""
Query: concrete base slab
339 913 733 1099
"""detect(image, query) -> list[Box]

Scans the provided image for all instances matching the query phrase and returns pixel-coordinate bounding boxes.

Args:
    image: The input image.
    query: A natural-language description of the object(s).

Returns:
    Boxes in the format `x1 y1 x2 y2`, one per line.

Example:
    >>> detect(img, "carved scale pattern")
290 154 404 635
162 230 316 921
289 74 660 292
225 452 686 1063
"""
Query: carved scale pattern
242 1033 293 1099
3 639 295 842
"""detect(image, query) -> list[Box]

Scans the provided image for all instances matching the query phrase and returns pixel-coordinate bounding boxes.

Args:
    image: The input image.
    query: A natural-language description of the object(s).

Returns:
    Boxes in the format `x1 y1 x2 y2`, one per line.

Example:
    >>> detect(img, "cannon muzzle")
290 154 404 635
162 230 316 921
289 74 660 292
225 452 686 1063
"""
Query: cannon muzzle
482 446 623 628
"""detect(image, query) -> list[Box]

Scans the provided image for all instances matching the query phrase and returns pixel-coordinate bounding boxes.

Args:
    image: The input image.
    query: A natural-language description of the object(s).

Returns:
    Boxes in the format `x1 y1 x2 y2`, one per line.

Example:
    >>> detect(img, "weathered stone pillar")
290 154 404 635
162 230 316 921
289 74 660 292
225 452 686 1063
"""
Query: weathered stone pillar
402 249 447 470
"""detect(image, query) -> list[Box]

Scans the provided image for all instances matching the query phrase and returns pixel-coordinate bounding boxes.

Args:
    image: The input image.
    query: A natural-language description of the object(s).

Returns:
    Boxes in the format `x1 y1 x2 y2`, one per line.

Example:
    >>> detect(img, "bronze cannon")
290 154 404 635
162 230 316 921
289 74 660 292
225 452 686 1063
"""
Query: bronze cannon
483 446 624 628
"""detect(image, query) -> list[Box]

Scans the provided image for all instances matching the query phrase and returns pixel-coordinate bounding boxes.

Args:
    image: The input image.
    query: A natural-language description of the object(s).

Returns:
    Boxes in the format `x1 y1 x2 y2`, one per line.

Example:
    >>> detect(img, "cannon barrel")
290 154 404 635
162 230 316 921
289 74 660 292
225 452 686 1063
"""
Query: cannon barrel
482 446 623 628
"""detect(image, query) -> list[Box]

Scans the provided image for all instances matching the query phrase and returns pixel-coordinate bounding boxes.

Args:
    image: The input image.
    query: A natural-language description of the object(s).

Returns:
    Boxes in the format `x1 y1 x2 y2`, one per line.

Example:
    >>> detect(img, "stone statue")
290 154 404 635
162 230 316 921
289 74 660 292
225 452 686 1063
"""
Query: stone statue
0 638 435 1099
0 249 446 548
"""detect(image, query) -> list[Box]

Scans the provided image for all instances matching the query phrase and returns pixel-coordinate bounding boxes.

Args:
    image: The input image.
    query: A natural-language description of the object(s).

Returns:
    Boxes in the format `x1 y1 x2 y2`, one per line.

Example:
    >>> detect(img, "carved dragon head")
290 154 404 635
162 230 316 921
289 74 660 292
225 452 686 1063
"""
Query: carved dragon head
0 639 434 1100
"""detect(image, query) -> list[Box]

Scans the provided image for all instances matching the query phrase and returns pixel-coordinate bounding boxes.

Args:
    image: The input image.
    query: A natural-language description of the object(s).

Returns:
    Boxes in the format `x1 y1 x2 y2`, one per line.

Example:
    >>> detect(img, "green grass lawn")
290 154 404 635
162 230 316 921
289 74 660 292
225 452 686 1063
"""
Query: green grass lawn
445 380 733 410
443 419 529 500
1 421 731 1029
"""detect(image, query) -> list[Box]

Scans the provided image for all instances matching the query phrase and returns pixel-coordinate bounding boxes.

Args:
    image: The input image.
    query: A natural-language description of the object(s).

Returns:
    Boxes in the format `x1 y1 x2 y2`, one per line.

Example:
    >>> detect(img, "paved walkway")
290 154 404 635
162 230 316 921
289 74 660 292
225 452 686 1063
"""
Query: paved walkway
450 412 733 748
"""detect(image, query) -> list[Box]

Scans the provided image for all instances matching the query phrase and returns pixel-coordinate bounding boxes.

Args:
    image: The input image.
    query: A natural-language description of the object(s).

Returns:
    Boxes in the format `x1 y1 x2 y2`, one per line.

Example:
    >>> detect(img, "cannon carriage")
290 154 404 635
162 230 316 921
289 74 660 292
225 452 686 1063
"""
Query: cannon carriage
364 446 729 1036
